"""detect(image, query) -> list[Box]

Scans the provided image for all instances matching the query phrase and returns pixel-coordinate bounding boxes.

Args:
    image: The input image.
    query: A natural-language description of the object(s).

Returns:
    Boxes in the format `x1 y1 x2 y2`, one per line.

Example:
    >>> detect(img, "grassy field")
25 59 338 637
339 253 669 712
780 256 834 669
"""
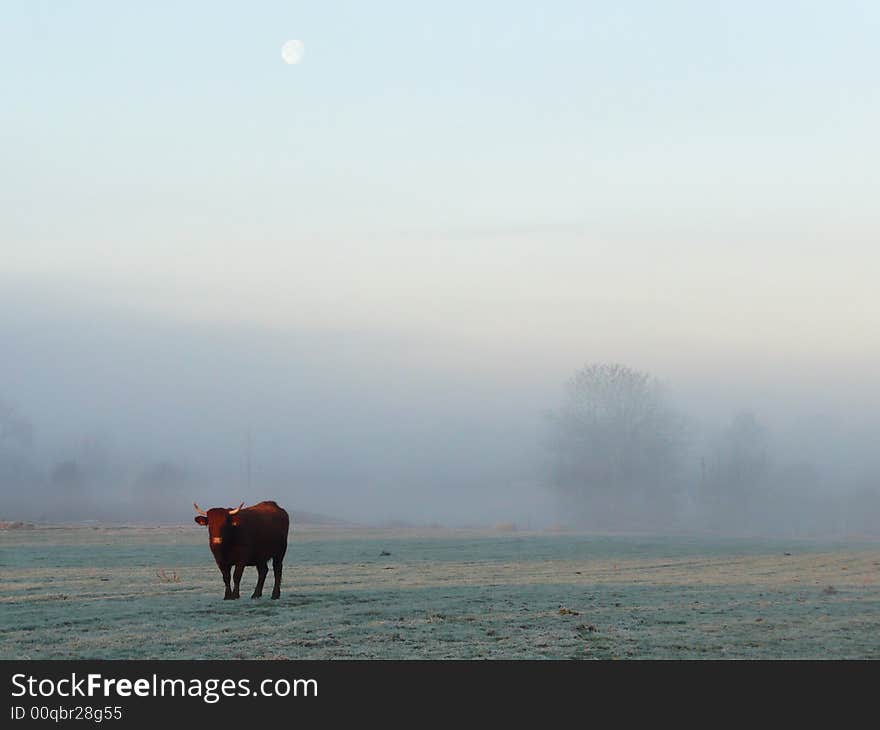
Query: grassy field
1 525 878 659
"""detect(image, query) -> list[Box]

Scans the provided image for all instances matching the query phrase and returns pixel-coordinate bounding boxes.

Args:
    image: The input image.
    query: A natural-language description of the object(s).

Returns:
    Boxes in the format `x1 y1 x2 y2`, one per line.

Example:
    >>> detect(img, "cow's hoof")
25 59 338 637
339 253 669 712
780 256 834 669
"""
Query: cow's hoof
251 594 261 599
271 593 280 600
223 594 233 600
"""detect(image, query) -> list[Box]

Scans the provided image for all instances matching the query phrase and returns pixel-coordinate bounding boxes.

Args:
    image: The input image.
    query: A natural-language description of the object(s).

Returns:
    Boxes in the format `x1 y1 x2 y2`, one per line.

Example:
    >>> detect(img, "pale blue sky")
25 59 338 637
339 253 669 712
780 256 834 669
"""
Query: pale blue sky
2 1 879 381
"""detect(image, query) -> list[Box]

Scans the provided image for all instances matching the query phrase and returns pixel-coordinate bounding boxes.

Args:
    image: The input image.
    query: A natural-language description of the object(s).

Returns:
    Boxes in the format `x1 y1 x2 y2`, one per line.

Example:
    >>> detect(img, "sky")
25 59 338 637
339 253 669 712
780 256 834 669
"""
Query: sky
1 2 879 525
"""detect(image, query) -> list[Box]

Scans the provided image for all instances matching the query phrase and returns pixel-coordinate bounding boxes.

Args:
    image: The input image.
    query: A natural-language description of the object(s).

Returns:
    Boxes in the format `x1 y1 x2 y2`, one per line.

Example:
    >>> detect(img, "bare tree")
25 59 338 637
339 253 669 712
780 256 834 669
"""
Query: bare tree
0 398 33 449
700 412 771 532
549 363 686 529
0 398 38 520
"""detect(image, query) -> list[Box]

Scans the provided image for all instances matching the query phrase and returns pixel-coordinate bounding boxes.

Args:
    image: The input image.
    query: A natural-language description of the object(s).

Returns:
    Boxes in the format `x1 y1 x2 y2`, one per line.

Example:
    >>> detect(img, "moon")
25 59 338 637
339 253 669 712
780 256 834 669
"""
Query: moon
281 39 305 65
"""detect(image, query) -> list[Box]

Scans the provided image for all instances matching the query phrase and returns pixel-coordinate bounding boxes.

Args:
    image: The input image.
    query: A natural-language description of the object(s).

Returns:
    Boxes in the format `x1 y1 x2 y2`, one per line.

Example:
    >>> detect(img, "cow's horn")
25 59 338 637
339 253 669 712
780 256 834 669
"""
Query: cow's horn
229 502 244 515
193 502 207 516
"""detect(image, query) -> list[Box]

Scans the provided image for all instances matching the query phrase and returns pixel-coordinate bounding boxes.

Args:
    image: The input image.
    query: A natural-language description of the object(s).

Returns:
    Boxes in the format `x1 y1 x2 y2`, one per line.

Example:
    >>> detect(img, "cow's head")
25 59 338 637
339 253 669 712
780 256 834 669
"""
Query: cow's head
194 502 244 547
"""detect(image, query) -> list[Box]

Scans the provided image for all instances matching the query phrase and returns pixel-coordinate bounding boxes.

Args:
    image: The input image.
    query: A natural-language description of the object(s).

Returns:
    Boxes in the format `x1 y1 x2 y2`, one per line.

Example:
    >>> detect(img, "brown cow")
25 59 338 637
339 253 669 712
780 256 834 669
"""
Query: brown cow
193 500 290 600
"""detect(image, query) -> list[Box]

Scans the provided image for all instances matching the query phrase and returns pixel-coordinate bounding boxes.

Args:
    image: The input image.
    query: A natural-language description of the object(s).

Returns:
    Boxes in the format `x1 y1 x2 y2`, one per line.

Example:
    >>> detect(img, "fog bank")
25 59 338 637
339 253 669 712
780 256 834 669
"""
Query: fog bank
2 288 878 536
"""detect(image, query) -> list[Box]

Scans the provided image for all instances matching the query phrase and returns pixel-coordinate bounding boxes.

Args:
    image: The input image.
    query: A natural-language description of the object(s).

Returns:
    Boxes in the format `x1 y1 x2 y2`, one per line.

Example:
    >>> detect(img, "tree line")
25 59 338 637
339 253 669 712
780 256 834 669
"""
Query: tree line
548 362 879 535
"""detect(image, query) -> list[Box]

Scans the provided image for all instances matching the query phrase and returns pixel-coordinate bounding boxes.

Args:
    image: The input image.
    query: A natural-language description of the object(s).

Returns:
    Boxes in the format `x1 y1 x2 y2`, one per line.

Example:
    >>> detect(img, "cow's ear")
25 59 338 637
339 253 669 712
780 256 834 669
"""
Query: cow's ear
230 516 240 527
194 515 208 526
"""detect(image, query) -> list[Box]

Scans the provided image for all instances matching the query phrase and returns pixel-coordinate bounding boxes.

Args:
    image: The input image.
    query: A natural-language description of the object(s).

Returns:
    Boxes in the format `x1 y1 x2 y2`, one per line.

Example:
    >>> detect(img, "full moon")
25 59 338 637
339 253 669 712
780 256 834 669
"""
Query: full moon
281 39 305 65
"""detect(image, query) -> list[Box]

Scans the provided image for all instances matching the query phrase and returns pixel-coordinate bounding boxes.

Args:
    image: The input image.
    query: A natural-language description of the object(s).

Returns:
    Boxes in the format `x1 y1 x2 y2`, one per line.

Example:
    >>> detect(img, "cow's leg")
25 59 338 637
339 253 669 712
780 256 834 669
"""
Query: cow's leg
271 556 283 599
221 564 233 600
251 561 269 599
231 564 244 599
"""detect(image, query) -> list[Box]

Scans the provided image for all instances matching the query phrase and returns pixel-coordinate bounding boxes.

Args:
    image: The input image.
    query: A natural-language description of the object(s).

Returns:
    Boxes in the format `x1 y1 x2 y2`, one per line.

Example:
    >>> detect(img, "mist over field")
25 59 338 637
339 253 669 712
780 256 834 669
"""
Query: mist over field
2 280 878 536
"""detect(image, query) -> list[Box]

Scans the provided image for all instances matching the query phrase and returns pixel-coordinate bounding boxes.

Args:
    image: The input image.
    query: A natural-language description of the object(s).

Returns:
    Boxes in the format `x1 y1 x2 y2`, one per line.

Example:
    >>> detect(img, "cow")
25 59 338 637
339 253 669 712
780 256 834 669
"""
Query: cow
193 500 290 600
